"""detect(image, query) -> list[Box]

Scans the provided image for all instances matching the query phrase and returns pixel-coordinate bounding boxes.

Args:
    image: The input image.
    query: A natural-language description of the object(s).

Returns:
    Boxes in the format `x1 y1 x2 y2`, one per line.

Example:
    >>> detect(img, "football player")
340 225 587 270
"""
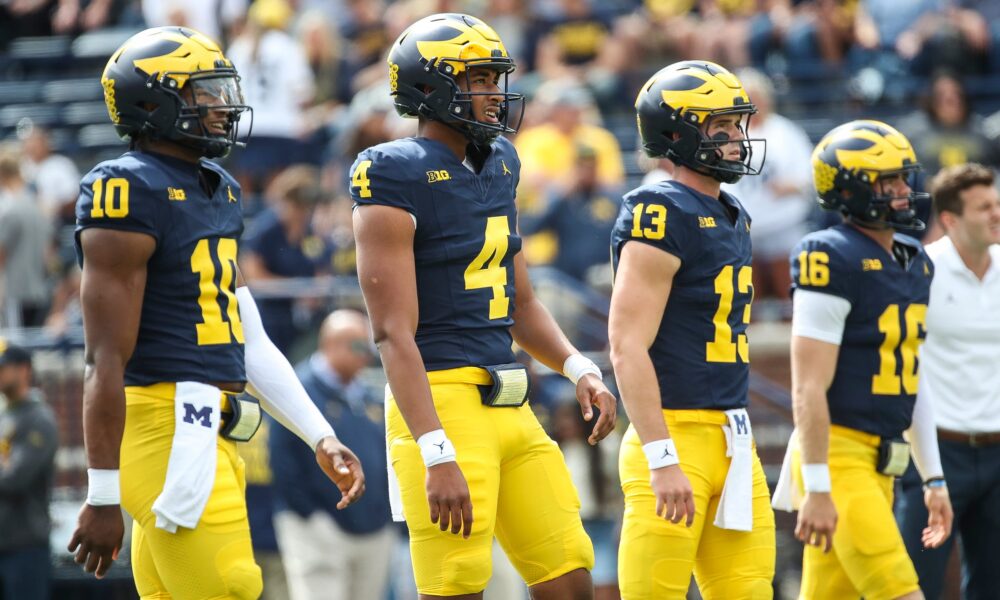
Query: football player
350 13 617 600
66 27 365 599
777 120 953 599
608 60 775 599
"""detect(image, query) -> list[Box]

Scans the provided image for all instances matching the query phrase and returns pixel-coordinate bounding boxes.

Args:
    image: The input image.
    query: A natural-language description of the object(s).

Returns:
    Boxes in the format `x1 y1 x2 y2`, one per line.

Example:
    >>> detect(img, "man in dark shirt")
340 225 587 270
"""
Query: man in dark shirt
270 310 393 600
0 342 58 600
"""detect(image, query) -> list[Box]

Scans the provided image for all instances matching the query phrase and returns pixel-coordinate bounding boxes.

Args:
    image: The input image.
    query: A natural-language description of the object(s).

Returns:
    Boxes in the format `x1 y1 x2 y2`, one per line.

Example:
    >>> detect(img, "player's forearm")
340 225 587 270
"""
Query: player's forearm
376 332 442 439
510 296 576 373
793 383 831 465
610 340 669 443
81 363 126 469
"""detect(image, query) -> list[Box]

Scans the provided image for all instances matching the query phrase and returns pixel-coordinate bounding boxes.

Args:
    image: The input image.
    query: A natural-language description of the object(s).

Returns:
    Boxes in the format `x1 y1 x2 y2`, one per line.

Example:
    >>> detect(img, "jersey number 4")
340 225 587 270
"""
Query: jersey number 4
707 265 753 363
465 216 511 320
873 303 926 395
191 238 245 345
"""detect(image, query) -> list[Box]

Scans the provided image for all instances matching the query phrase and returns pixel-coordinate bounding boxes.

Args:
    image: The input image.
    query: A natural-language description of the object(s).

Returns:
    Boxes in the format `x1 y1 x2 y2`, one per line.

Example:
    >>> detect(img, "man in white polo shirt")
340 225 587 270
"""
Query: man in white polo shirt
896 162 1000 600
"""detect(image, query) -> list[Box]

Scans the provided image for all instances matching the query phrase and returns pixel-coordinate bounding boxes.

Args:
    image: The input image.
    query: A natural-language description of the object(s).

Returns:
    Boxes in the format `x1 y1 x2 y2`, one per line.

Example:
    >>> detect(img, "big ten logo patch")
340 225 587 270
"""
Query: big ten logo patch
427 170 451 183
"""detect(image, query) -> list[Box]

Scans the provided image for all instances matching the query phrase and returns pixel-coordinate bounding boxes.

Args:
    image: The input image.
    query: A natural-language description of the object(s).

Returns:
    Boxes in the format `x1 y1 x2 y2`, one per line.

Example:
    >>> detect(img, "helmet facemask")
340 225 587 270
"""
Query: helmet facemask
656 104 765 184
146 67 252 158
419 55 524 145
827 165 928 231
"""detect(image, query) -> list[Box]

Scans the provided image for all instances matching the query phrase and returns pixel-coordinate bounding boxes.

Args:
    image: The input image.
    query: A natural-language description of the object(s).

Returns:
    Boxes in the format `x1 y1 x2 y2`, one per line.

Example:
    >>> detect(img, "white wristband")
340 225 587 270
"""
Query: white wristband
643 439 680 470
86 468 121 506
802 463 832 493
417 429 457 468
563 353 602 385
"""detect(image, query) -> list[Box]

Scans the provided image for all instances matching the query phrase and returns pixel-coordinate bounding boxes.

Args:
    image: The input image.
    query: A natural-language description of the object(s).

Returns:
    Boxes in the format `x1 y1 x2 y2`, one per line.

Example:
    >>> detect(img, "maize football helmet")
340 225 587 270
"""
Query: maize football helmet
635 60 764 184
812 120 928 230
387 13 523 146
101 26 251 159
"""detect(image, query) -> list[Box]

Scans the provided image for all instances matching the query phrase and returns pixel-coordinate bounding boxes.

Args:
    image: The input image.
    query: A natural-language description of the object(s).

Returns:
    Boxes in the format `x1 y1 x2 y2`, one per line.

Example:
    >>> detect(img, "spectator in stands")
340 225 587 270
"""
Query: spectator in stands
20 124 80 224
515 81 624 214
521 144 622 283
141 0 247 47
748 0 858 74
0 145 52 328
0 343 58 600
226 0 317 197
898 72 999 178
723 69 813 303
894 163 1000 600
853 0 983 79
271 309 393 600
239 165 333 355
550 399 622 600
529 0 627 102
333 0 391 104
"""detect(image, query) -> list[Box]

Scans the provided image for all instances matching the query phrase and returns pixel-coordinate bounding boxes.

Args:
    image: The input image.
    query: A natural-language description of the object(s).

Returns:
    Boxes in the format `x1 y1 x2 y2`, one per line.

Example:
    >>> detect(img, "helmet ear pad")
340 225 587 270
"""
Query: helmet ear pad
824 168 881 220
657 106 702 166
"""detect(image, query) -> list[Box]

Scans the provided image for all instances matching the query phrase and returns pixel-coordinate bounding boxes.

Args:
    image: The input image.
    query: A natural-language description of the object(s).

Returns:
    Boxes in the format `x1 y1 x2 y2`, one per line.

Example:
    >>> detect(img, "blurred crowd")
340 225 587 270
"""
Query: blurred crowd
3 0 1000 338
3 0 1000 597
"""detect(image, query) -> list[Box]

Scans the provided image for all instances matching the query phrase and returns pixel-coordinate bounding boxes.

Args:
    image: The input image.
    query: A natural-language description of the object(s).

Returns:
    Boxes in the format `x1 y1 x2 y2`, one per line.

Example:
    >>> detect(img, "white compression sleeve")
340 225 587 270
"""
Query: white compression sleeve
906 373 944 481
237 286 335 450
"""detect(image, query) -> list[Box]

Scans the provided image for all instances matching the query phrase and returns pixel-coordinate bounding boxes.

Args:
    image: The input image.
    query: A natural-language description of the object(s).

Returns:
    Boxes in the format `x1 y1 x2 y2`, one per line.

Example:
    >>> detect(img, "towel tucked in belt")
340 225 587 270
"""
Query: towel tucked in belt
771 429 801 512
714 408 754 531
384 384 405 522
151 382 222 533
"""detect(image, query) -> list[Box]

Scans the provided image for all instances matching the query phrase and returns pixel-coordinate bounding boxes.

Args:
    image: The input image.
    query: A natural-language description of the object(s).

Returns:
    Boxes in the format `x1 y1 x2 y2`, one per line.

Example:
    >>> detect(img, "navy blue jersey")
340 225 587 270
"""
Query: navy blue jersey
790 223 933 439
611 180 753 410
75 151 246 386
349 137 522 370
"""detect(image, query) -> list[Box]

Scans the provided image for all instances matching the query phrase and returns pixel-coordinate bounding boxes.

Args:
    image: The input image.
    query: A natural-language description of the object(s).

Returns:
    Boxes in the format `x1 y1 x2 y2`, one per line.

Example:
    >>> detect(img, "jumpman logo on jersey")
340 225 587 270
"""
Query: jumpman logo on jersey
227 186 237 203
501 160 511 176
434 441 447 454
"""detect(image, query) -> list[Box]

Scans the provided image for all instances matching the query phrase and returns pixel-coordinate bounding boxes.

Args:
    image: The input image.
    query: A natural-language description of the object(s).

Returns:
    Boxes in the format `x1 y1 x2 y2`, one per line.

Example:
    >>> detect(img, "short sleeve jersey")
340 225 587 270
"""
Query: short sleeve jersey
611 180 753 410
790 223 933 438
75 151 246 386
349 137 523 370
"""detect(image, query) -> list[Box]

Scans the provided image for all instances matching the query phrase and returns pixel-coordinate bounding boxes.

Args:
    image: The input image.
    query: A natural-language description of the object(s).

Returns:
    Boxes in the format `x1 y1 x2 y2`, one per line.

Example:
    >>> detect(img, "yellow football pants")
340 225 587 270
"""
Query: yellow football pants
121 383 262 600
794 425 920 600
387 367 594 596
618 409 775 600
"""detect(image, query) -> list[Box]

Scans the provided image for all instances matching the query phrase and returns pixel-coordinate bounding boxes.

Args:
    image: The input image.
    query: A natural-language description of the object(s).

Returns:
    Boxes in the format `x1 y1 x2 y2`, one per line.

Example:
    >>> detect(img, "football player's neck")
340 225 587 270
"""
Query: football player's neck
420 119 469 160
850 221 895 253
674 166 721 199
136 137 202 165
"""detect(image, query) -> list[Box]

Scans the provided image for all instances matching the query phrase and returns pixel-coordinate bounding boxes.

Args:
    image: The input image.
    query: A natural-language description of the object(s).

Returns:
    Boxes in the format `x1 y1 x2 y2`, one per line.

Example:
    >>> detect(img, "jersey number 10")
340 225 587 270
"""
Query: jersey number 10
191 238 245 345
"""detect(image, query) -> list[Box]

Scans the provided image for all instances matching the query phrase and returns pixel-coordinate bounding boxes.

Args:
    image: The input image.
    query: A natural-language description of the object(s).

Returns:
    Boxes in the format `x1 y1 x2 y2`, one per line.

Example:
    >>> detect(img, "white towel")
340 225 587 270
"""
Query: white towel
771 429 802 512
151 382 221 533
384 384 405 522
714 408 754 531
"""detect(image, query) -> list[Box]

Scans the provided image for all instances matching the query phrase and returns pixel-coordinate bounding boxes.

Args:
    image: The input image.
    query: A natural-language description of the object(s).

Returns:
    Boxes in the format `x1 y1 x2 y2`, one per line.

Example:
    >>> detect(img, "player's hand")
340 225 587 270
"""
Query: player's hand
426 461 473 539
796 492 837 553
315 436 366 509
651 464 696 526
922 486 953 549
67 503 124 579
576 374 617 445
